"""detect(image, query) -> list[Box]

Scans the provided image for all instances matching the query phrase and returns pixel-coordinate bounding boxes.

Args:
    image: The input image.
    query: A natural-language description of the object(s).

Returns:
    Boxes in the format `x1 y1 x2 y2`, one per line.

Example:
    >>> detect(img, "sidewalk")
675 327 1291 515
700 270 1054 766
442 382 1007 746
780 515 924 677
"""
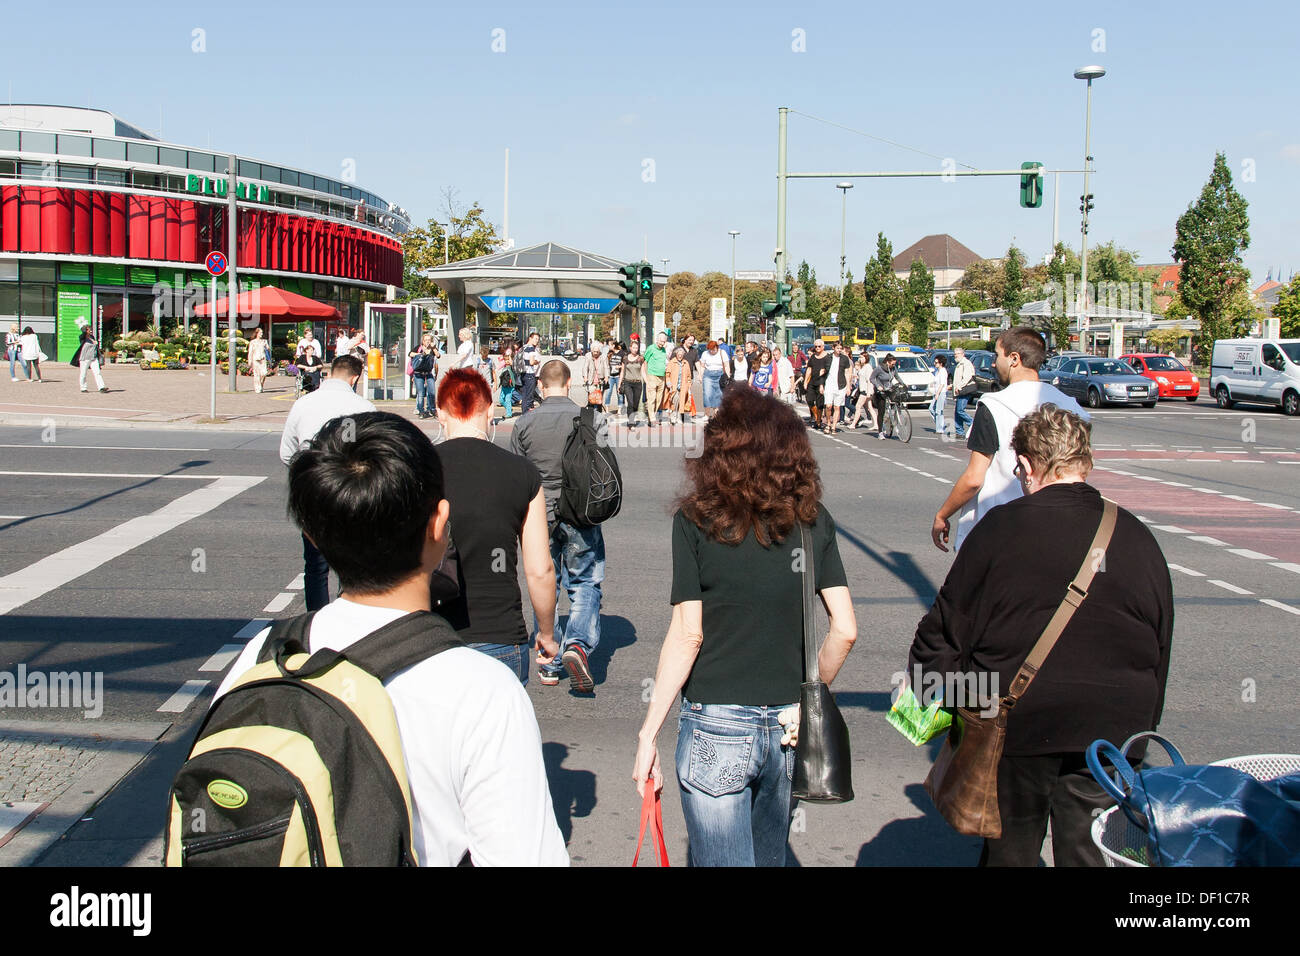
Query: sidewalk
0 363 419 432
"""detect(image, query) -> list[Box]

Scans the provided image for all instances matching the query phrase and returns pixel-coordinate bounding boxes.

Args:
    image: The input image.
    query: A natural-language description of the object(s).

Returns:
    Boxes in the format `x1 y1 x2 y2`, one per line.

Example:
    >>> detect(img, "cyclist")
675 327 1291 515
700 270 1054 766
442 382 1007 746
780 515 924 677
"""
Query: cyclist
870 354 900 440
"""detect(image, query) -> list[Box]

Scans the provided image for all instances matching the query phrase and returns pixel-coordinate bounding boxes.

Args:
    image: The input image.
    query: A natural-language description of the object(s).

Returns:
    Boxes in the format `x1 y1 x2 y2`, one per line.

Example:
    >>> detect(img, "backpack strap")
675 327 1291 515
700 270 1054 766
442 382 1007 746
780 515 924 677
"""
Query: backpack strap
258 609 465 683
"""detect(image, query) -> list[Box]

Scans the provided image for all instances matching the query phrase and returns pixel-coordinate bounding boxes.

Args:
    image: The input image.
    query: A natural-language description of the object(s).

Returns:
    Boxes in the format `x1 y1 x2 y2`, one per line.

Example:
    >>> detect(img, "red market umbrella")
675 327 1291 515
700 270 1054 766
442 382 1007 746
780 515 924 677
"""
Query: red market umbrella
193 286 340 319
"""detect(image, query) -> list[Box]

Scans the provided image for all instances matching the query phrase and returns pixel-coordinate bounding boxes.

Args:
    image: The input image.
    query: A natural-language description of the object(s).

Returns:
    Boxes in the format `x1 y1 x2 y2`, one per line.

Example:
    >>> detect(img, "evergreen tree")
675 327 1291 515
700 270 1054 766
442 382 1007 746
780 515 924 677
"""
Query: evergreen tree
862 232 903 342
1045 241 1071 350
1274 275 1300 338
903 258 936 346
1001 244 1026 323
838 269 868 332
1172 152 1251 363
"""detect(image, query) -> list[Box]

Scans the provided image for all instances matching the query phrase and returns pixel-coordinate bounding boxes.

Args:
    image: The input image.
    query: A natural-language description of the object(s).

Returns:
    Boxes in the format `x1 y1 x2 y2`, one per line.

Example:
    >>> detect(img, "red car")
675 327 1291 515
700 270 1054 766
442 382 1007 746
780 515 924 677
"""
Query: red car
1120 353 1200 401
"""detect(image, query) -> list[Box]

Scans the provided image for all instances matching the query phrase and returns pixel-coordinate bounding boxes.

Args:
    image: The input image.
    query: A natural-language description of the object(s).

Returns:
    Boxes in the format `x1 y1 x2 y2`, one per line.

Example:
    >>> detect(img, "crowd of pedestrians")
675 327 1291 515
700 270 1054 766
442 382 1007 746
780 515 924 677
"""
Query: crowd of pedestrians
225 324 1177 868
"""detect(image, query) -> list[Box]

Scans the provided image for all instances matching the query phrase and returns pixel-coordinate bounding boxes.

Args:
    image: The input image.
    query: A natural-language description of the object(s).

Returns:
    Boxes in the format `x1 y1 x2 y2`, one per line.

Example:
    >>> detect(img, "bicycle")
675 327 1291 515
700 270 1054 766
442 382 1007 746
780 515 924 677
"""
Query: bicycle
880 383 913 442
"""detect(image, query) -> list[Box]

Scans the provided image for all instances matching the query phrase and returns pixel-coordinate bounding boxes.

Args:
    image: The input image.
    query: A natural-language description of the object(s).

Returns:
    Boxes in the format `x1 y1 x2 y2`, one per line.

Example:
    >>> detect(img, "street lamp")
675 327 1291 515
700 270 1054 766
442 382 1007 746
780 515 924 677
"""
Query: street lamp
661 257 670 331
836 182 853 293
729 230 740 341
1074 64 1104 355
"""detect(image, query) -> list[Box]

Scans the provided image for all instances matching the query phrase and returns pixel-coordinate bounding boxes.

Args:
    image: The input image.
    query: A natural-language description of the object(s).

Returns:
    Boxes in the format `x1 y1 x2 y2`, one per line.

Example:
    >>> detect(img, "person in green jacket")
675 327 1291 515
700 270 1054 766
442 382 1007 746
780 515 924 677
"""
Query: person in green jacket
643 332 670 427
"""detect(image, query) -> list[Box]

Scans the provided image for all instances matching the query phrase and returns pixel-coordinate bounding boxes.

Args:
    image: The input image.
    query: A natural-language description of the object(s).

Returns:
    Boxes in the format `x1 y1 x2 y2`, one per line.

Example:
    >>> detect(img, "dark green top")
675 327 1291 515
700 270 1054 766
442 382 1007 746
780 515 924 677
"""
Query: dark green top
670 504 848 705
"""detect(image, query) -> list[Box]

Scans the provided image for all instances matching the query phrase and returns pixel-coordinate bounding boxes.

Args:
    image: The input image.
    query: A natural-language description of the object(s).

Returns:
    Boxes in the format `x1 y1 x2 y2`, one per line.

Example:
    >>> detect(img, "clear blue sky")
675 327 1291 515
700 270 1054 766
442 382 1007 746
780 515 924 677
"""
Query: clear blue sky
5 0 1297 285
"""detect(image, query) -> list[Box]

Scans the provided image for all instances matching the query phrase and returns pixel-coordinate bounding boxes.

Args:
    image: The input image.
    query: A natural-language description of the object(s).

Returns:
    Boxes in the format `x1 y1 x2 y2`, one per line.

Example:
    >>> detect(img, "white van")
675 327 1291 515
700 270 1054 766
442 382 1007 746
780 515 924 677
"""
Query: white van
1210 338 1300 415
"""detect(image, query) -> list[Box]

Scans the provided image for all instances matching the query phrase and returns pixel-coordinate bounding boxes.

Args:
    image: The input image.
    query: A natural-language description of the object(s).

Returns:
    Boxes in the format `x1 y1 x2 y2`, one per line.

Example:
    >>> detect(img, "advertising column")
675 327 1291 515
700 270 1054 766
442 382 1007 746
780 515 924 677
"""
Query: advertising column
56 287 93 362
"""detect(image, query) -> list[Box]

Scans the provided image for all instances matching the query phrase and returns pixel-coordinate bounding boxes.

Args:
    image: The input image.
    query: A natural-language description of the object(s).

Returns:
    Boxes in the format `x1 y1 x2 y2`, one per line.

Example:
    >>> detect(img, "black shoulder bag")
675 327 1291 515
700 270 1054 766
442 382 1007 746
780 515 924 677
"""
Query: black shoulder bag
792 522 854 803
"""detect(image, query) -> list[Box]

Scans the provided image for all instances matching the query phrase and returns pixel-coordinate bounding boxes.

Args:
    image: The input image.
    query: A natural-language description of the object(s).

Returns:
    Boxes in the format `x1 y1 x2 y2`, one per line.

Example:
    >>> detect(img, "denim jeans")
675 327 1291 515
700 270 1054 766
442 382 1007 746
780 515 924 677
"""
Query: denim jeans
302 533 331 611
7 347 19 379
536 520 604 679
604 374 620 410
501 385 515 417
468 641 529 685
954 395 974 435
519 373 538 413
929 393 946 433
675 699 798 867
413 375 432 415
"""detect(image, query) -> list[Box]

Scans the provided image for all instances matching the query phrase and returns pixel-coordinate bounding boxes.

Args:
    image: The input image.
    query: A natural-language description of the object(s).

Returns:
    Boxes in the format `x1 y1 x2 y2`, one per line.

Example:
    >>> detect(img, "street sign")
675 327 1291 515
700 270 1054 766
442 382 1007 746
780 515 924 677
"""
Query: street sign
735 271 775 281
937 306 961 325
205 251 228 276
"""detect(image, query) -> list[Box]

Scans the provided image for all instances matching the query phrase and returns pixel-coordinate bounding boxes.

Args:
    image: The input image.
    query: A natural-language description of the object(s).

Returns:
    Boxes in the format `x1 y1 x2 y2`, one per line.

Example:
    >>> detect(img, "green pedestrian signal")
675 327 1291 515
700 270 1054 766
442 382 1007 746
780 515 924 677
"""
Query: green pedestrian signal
618 263 638 306
638 263 654 302
1020 162 1044 209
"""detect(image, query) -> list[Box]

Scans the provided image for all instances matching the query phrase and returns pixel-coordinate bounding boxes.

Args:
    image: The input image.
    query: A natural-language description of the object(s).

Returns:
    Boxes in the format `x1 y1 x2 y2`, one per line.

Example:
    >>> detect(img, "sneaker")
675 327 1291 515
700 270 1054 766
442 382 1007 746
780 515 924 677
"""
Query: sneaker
537 670 561 686
878 432 887 440
81 388 88 392
100 387 108 393
562 645 594 693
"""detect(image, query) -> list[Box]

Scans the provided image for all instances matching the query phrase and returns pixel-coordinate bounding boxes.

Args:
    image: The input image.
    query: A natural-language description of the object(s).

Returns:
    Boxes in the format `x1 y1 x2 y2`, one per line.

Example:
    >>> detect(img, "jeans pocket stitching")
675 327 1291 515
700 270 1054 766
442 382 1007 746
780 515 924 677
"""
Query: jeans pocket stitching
687 728 754 798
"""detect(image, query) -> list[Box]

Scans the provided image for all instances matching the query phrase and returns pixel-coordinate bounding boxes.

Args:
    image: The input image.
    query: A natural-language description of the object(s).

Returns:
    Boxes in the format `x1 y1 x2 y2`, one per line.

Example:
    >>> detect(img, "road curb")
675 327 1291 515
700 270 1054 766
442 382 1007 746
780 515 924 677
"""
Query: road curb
0 720 171 867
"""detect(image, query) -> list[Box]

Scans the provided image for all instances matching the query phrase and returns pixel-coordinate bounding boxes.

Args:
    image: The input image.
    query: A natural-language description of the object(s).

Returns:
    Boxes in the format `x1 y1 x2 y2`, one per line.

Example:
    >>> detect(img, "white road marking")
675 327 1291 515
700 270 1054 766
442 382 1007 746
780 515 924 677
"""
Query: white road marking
0 470 225 480
157 680 209 714
0 515 26 519
286 573 305 591
1167 563 1205 577
1222 494 1251 501
1261 599 1300 616
1271 563 1300 575
233 618 273 640
1188 535 1229 546
0 475 264 616
1258 503 1291 510
1209 580 1253 595
1192 488 1222 494
263 592 295 613
1227 549 1278 561
0 444 210 451
199 645 244 672
1152 525 1191 533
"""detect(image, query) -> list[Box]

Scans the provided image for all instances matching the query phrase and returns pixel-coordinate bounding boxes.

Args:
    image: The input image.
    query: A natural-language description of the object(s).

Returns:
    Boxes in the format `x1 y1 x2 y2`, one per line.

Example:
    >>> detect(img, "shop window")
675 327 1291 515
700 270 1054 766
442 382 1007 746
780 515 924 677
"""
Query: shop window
259 165 280 184
158 147 187 169
0 285 17 318
0 260 18 282
132 170 160 189
58 134 93 157
20 282 56 317
93 138 127 160
0 158 15 178
238 159 261 179
20 162 48 179
127 142 159 165
280 168 298 187
187 151 216 172
58 164 92 182
0 130 19 150
22 262 56 283
96 168 127 185
21 131 56 154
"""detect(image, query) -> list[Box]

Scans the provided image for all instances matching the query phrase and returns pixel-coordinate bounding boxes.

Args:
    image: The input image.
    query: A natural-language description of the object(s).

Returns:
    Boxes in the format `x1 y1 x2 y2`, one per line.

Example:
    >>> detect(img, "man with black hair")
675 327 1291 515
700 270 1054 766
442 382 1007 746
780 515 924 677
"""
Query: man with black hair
511 360 606 693
222 412 567 866
279 354 375 610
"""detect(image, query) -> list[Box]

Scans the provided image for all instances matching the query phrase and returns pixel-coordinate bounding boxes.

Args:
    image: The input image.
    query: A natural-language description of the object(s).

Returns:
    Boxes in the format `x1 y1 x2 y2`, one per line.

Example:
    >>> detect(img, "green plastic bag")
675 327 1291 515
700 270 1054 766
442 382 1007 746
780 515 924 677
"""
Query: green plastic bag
886 685 952 746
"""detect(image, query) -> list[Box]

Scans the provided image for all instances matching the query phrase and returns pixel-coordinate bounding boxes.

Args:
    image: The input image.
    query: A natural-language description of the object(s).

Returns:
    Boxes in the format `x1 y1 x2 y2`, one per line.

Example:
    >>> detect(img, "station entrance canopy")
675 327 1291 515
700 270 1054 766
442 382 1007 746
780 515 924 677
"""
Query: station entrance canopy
420 241 663 344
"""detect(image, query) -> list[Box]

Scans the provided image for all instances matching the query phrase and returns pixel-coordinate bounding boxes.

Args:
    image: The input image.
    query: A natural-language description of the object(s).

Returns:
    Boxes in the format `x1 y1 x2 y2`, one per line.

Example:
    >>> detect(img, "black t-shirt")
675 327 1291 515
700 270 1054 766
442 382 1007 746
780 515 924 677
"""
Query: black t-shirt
683 346 699 372
967 404 999 456
435 438 543 645
608 349 624 374
670 504 849 705
806 353 831 388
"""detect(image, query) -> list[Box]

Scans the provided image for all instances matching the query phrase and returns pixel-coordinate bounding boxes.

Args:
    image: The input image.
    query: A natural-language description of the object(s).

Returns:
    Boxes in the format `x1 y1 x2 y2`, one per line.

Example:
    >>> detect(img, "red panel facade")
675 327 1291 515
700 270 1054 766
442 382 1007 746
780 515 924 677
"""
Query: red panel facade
164 198 181 261
73 189 93 255
179 201 198 262
91 191 111 256
109 193 127 258
148 197 166 260
127 195 149 259
0 185 18 252
19 186 41 252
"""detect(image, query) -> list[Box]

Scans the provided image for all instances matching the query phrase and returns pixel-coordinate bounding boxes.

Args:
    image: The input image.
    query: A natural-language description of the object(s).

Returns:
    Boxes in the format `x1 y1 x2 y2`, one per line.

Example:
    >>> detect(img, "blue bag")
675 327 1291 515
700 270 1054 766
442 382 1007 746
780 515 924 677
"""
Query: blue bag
1087 732 1300 867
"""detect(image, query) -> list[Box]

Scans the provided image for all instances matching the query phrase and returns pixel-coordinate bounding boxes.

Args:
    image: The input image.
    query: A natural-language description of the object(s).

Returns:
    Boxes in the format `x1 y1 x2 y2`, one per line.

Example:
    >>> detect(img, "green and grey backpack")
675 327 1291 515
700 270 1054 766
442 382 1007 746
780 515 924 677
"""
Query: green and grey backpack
165 610 462 867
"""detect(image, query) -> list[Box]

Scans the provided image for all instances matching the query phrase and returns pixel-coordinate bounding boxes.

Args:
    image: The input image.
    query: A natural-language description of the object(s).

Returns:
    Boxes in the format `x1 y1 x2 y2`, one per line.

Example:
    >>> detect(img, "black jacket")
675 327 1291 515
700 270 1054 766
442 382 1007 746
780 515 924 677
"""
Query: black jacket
908 482 1173 756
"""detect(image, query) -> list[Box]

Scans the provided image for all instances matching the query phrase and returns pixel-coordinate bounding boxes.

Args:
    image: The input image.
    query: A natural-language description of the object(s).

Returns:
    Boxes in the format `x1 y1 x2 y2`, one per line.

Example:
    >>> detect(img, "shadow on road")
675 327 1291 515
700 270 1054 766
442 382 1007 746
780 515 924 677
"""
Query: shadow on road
542 742 596 843
854 782 982 866
582 614 637 689
833 522 940 610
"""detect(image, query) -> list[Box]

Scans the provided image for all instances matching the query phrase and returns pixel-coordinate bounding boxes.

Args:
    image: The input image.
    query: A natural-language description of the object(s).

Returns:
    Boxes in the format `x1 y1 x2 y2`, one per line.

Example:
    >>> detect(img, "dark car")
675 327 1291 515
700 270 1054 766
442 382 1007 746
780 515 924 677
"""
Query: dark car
1042 356 1157 408
1040 351 1087 376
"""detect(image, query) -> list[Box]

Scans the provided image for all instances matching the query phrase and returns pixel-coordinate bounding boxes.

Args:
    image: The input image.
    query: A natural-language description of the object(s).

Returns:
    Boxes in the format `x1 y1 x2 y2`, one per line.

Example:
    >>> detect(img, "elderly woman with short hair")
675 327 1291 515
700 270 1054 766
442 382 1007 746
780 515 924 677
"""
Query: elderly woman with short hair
908 403 1173 867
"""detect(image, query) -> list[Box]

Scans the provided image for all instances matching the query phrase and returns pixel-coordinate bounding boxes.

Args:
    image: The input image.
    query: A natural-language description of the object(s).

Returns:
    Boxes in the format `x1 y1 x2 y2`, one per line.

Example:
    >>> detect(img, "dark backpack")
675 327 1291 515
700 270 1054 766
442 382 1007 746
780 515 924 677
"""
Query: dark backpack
555 406 622 527
165 611 462 867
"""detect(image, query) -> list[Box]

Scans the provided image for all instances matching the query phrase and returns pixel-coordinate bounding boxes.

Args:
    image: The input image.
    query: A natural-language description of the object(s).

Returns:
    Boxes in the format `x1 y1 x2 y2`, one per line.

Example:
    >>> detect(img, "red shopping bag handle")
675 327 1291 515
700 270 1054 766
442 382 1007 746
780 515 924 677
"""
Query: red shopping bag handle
632 785 670 867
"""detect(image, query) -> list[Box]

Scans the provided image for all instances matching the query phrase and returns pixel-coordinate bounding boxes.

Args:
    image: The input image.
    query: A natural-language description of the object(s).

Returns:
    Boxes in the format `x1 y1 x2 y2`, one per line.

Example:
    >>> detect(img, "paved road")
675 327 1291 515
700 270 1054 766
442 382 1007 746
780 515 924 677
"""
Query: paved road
0 397 1295 866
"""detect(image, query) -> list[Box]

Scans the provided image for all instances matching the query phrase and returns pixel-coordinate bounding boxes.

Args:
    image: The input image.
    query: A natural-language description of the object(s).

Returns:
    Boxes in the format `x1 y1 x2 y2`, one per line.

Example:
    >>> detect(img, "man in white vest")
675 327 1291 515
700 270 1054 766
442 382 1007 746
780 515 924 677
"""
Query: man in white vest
931 327 1088 552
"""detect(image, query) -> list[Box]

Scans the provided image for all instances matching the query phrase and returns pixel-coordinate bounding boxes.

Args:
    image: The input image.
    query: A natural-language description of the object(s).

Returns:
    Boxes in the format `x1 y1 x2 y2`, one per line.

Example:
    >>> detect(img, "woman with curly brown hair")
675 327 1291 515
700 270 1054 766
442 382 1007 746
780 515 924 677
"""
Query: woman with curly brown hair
632 386 858 866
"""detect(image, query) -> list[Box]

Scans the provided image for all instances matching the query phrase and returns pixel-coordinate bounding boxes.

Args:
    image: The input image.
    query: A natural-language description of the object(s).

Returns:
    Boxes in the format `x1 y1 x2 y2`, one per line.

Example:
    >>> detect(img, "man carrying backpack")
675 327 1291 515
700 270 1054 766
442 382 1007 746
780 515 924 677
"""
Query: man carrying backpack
510 360 608 694
201 412 567 866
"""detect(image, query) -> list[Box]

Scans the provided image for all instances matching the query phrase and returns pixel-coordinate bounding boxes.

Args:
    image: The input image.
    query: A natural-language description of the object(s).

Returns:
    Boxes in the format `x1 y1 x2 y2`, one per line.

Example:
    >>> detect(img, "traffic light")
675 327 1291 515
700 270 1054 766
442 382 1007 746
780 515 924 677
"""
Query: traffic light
776 281 793 312
1019 162 1044 208
1079 193 1095 213
618 263 638 306
761 299 780 318
638 262 654 303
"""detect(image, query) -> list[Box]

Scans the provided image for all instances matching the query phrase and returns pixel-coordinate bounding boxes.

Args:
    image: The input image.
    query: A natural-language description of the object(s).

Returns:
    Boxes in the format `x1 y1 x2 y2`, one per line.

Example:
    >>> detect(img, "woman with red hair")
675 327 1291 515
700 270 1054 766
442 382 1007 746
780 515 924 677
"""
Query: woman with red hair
632 386 858 866
434 369 559 682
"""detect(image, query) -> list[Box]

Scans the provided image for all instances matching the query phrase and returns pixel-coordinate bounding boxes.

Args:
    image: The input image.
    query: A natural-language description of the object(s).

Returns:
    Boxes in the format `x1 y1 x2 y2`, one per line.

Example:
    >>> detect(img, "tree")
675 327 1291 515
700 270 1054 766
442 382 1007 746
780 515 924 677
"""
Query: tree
1044 241 1071 350
401 199 502 304
1001 245 1026 323
795 260 824 326
903 258 936 346
1274 275 1300 338
956 258 1005 311
838 269 867 332
940 290 989 314
862 232 904 342
1172 152 1251 363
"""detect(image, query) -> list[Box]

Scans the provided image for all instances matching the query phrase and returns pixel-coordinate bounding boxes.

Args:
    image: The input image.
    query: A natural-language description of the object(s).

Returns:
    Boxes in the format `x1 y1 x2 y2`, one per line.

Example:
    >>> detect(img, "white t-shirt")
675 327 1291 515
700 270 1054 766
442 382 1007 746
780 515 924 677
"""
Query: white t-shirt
932 367 948 397
699 350 726 373
214 599 569 867
20 333 40 360
278 379 376 464
456 340 476 369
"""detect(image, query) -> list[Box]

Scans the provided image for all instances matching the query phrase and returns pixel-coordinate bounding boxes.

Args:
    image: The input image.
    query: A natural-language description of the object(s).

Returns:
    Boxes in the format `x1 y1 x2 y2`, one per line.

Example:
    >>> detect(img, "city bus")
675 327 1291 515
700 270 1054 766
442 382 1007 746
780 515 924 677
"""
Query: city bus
785 319 815 356
852 326 877 348
818 326 841 345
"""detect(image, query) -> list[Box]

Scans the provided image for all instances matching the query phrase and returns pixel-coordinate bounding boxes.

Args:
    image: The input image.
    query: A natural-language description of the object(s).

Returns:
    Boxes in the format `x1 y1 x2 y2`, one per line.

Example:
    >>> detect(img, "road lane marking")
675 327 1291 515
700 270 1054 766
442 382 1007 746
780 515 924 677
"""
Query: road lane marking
157 680 209 714
1209 580 1253 595
286 573 305 591
1227 549 1278 561
199 645 244 672
0 470 225 480
1261 599 1300 616
233 618 272 640
1152 525 1191 533
1167 564 1205 577
1271 563 1300 575
0 475 264 616
0 444 210 451
1188 536 1229 546
263 592 295 613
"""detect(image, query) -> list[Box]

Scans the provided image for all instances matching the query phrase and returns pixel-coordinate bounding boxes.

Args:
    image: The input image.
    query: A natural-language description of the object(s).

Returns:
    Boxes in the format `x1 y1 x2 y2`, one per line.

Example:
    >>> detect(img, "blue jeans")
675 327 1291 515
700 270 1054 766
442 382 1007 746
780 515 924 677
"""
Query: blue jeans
501 385 515 417
604 374 620 410
519 373 538 413
954 395 974 435
929 393 946 433
468 641 529 685
702 368 723 409
536 520 604 679
302 533 331 612
675 699 798 867
413 375 432 415
7 347 19 379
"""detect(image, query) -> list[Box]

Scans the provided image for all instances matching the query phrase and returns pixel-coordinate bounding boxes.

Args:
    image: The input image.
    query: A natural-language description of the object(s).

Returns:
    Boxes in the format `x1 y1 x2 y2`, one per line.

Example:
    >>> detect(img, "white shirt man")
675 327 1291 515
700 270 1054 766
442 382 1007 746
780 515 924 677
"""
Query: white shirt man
280 362 377 465
455 330 477 369
774 348 795 402
931 329 1088 553
295 331 320 361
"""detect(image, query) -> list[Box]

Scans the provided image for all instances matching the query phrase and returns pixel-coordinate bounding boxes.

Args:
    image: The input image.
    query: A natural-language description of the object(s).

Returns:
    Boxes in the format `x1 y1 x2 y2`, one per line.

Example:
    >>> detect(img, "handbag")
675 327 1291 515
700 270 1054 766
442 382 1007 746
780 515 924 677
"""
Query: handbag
791 523 854 803
924 498 1118 837
1087 732 1300 866
632 785 670 867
